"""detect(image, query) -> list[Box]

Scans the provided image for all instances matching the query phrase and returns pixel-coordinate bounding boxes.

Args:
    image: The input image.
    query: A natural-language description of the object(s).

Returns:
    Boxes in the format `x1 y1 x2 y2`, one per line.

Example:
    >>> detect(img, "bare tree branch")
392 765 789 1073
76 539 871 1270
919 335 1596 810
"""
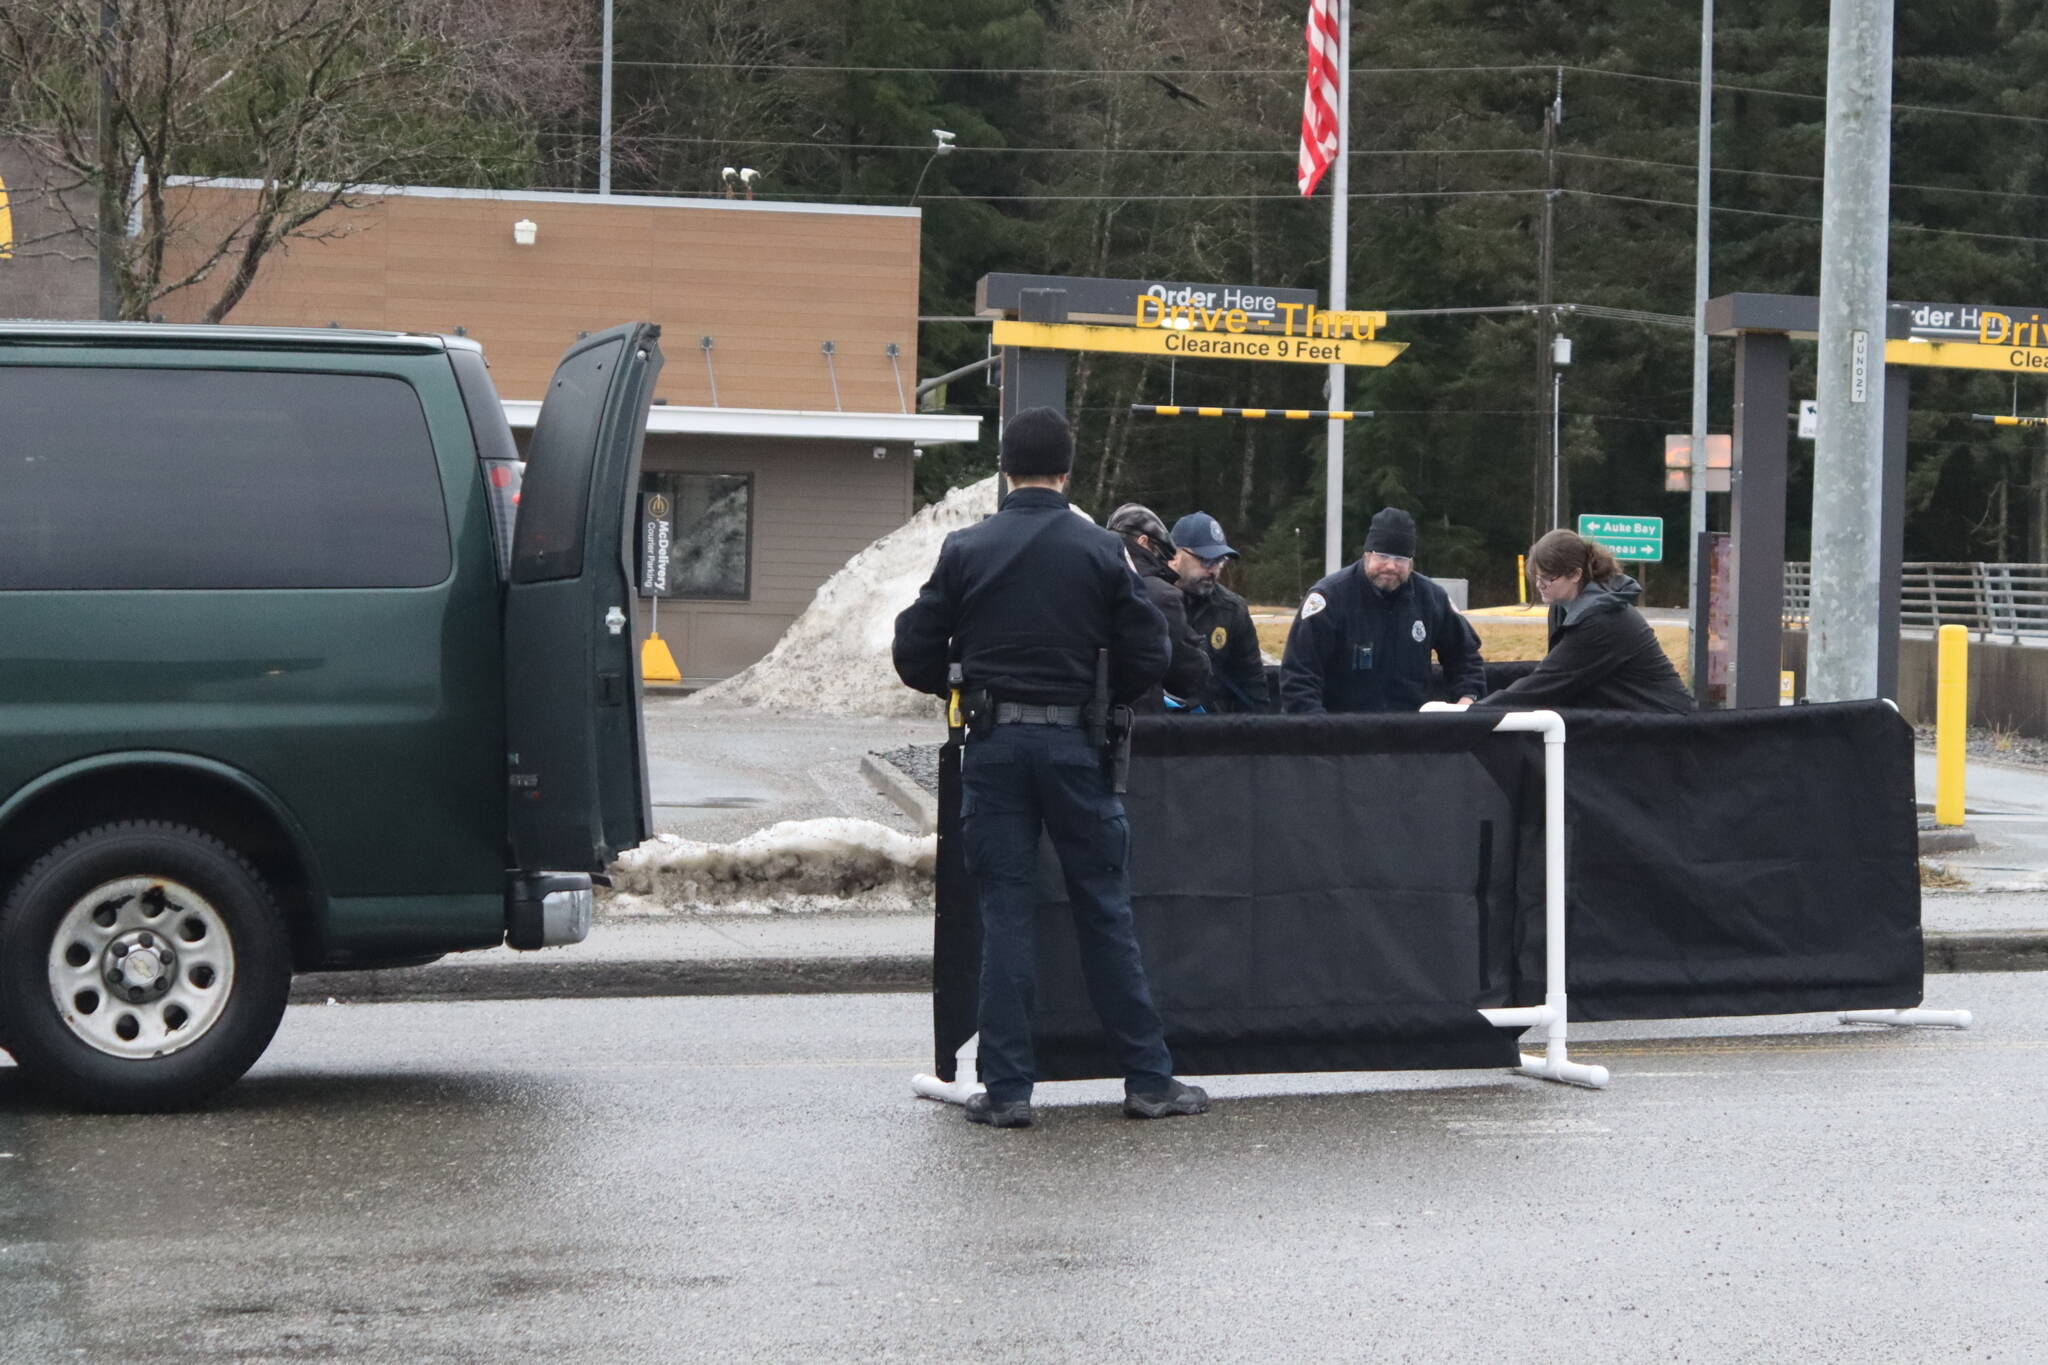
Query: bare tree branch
0 0 592 319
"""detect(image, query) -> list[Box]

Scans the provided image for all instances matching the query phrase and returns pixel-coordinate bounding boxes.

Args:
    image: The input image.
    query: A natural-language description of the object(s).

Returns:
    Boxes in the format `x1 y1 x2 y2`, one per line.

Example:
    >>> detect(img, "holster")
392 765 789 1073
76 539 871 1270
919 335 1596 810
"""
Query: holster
1105 704 1134 794
960 687 995 740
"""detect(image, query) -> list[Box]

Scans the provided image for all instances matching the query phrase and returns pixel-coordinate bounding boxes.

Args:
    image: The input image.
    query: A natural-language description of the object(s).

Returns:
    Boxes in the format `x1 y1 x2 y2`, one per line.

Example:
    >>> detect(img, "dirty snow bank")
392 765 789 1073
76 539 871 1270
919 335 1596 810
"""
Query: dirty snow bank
682 476 999 717
605 818 936 915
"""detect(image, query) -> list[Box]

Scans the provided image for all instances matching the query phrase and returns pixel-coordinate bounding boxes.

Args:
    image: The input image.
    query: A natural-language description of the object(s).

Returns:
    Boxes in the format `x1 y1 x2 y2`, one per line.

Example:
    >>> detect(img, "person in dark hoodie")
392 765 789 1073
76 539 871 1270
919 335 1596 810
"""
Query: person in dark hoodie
1280 506 1485 714
1106 503 1211 712
1476 528 1694 714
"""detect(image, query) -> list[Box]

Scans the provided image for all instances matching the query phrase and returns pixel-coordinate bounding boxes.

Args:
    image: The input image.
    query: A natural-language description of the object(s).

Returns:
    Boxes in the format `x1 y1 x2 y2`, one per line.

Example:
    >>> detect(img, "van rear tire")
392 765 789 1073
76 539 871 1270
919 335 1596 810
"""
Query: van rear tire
0 822 291 1112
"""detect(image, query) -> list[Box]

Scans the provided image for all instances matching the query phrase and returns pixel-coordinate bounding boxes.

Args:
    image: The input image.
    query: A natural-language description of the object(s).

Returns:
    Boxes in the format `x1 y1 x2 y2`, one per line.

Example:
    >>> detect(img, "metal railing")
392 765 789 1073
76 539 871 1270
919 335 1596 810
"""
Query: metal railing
1782 562 2048 639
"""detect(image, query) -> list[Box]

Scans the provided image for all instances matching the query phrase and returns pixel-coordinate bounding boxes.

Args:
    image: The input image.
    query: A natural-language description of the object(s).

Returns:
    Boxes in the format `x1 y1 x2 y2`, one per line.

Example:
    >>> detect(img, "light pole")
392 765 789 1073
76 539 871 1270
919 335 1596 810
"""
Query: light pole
1551 332 1573 526
1689 0 1715 659
598 0 614 195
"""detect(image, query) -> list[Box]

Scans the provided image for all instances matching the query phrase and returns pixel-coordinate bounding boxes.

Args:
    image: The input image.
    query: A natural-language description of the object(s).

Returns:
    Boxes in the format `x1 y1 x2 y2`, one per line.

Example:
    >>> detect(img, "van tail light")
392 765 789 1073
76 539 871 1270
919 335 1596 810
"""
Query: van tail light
483 458 524 579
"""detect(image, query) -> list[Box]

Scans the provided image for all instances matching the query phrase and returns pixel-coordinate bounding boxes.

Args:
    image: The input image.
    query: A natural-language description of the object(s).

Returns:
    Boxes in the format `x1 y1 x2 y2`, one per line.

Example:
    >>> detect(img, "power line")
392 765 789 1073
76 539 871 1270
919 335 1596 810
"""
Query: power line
1562 187 2048 245
593 60 1547 77
544 130 1547 158
1561 149 2048 204
545 127 2048 207
587 57 2048 128
508 173 2048 246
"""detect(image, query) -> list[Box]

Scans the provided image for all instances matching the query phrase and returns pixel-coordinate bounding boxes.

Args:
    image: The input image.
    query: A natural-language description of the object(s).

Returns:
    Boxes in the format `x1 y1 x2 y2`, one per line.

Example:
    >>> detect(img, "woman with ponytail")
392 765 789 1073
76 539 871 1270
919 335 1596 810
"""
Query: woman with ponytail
1474 529 1694 713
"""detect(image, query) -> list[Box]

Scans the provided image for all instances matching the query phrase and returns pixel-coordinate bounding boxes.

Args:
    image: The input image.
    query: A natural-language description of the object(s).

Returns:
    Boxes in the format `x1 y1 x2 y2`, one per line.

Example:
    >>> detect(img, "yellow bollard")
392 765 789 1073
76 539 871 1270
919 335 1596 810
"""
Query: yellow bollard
1935 623 1967 826
1517 554 1528 606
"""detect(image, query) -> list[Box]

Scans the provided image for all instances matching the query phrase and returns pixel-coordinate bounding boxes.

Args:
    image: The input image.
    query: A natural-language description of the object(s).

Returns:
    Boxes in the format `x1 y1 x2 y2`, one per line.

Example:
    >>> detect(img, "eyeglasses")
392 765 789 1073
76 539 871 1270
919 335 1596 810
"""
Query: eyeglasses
1531 570 1559 588
1198 555 1231 571
1364 552 1412 567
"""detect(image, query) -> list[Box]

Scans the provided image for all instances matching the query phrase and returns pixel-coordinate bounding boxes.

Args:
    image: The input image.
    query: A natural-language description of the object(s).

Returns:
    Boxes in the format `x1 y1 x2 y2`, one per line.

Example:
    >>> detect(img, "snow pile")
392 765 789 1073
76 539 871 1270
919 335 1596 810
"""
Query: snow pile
605 818 936 915
682 476 999 717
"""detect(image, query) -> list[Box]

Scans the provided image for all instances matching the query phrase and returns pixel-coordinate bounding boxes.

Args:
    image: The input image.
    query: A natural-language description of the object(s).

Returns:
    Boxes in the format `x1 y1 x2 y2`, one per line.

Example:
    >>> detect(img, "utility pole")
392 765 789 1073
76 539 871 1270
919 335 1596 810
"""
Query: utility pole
1532 68 1562 542
1689 0 1715 663
95 0 122 320
1808 0 1894 702
598 0 614 195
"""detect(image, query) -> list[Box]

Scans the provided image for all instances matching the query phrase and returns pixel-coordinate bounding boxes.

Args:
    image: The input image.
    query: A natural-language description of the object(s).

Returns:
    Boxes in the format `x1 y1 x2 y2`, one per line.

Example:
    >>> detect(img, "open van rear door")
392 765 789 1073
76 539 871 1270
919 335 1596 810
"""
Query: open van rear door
505 323 665 873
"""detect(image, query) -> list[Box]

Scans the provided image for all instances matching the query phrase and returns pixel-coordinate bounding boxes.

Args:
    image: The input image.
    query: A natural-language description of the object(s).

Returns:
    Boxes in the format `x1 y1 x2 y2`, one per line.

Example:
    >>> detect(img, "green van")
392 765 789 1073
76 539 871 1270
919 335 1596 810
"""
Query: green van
0 320 664 1110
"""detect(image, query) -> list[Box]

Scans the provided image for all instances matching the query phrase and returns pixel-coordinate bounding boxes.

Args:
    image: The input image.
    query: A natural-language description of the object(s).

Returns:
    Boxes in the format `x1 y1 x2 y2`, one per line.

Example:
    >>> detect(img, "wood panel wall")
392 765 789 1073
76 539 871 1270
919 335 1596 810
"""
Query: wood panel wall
156 188 921 411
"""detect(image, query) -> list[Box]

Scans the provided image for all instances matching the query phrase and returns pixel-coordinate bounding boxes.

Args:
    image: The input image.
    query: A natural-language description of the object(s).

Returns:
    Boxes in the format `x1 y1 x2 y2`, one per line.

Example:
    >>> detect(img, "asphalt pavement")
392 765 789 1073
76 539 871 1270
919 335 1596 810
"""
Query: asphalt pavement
642 696 939 843
2 978 2039 1362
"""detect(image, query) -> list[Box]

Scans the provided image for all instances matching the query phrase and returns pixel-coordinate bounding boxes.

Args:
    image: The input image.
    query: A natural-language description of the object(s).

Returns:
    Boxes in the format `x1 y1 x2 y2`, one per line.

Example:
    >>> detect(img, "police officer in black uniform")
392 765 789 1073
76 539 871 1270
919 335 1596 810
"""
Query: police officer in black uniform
892 408 1211 1129
1168 511 1270 713
1280 506 1486 714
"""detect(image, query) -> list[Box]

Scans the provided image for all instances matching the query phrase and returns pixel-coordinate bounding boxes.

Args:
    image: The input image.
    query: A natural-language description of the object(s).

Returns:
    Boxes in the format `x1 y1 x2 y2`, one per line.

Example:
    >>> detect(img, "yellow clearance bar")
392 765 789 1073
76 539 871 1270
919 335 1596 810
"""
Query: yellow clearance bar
993 319 1407 368
1886 338 2048 373
1137 404 1368 421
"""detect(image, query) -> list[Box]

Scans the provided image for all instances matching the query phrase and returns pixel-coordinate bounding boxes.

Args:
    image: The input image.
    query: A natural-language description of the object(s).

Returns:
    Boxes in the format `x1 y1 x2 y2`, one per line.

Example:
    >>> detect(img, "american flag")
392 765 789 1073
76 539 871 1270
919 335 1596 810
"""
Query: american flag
1297 0 1343 196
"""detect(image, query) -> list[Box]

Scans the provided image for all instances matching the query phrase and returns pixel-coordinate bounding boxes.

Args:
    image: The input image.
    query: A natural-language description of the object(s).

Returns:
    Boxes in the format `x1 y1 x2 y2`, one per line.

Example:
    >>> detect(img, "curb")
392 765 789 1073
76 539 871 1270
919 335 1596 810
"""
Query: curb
1923 930 2048 975
860 752 937 834
1918 825 1980 854
290 933 2048 1006
291 953 930 1005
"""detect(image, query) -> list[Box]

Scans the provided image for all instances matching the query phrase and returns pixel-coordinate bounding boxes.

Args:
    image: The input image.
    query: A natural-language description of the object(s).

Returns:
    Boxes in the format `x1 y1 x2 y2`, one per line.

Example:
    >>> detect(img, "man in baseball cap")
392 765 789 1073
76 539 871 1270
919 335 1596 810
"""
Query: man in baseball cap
1168 512 1269 713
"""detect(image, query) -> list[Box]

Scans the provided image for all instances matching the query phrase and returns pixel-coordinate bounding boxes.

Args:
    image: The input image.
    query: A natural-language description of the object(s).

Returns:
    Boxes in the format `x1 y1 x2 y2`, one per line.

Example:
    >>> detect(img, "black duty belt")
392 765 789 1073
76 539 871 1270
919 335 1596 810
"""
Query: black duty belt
993 702 1085 727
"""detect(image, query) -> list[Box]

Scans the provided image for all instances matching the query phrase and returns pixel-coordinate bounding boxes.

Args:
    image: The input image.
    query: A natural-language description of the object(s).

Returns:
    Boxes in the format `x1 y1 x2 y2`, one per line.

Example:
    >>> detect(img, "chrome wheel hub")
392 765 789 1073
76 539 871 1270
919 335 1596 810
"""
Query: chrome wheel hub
46 877 237 1059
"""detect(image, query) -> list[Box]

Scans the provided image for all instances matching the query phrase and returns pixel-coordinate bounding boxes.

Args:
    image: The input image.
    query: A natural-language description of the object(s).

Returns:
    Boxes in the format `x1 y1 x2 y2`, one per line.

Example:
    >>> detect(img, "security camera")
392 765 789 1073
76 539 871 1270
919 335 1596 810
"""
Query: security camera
739 167 761 186
720 166 739 199
933 129 957 155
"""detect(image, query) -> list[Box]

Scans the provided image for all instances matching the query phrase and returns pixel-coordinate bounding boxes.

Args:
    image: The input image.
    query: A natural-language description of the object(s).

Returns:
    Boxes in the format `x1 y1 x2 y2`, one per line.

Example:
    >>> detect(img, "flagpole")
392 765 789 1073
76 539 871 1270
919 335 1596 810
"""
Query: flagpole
1324 0 1350 576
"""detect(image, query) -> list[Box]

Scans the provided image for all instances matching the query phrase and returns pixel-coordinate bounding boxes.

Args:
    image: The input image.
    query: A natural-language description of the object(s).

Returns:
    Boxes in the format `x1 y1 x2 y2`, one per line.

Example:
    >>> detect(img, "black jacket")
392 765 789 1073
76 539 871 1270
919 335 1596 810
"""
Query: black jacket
892 486 1169 706
1279 563 1485 714
1476 574 1693 714
1123 538 1211 712
1183 583 1269 713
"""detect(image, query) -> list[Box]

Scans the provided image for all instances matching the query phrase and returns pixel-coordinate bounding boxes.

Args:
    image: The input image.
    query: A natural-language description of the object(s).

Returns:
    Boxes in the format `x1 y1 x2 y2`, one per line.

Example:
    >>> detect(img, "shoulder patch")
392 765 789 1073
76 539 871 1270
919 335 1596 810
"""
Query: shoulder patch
1210 626 1228 650
1411 618 1428 643
1299 592 1327 620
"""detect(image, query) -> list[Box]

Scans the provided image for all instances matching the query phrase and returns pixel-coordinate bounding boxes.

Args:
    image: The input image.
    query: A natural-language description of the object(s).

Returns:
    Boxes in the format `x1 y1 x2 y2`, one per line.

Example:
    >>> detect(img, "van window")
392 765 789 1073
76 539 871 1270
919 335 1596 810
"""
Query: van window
513 333 626 584
0 366 450 590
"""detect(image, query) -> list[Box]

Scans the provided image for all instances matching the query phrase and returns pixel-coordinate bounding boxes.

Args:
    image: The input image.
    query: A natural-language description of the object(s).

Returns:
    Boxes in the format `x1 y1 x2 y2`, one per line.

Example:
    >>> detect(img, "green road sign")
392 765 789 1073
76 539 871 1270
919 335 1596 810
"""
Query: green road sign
1577 514 1663 562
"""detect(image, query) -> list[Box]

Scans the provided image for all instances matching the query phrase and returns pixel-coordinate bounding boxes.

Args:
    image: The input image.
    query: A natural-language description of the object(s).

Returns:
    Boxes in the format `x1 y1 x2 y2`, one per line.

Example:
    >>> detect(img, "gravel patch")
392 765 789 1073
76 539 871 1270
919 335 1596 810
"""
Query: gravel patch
875 743 944 796
1913 725 2048 772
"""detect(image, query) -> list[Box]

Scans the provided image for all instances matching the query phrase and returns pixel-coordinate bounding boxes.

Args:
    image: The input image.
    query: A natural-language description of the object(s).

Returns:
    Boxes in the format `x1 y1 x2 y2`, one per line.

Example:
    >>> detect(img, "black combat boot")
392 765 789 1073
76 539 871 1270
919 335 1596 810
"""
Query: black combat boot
1122 1079 1210 1119
965 1093 1034 1128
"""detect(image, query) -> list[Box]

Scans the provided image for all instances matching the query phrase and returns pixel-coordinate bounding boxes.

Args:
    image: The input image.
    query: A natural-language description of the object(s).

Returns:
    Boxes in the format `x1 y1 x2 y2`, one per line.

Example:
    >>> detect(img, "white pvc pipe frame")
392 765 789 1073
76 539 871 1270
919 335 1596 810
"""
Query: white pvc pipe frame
912 705 1968 1106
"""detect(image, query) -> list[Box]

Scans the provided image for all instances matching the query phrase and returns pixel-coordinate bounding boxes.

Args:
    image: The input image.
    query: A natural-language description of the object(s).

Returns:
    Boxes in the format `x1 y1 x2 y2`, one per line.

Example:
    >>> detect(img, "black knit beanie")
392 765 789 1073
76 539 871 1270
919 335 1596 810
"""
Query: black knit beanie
1362 506 1418 558
1000 407 1074 477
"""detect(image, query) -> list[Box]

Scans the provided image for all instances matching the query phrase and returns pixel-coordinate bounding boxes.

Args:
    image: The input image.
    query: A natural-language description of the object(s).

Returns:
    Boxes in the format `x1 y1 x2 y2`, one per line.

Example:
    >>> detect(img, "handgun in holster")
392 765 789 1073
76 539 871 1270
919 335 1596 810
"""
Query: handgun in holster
1084 649 1134 794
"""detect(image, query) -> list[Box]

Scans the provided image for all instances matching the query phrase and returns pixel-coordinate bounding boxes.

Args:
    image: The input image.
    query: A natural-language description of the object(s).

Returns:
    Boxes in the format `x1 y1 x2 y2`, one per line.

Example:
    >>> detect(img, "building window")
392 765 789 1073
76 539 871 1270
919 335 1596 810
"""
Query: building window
642 471 751 600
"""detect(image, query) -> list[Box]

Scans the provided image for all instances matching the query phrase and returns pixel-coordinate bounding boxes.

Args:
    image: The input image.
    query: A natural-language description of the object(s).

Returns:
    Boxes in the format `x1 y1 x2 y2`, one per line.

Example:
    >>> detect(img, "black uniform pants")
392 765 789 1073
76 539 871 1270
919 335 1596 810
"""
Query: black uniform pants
960 721 1174 1103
